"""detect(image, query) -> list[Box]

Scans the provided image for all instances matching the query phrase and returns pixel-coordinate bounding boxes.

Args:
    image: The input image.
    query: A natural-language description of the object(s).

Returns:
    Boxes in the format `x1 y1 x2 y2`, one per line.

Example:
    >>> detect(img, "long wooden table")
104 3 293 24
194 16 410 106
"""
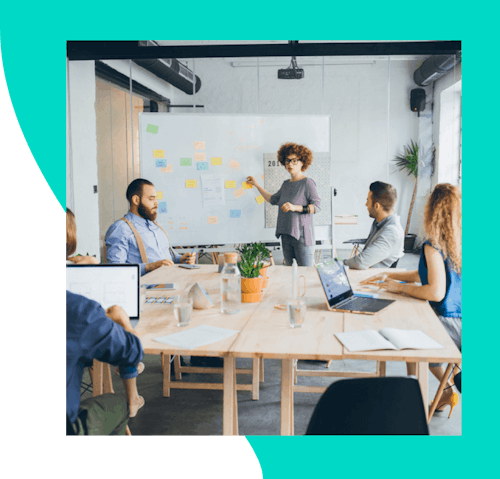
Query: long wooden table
135 264 461 435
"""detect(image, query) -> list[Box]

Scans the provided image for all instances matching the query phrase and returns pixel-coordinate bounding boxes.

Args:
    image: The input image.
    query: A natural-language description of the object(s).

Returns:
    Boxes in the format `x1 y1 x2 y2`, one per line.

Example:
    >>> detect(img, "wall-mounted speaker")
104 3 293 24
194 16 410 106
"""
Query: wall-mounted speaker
410 89 426 115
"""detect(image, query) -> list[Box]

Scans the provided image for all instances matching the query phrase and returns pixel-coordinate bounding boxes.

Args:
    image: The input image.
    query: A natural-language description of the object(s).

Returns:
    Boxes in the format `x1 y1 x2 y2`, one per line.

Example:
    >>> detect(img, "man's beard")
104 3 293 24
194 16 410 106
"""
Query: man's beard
138 201 157 221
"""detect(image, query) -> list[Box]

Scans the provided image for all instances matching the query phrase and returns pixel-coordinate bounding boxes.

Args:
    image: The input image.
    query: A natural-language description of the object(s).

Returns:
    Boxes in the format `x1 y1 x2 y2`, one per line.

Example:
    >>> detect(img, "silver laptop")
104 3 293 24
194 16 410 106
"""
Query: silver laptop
66 264 140 319
315 258 395 315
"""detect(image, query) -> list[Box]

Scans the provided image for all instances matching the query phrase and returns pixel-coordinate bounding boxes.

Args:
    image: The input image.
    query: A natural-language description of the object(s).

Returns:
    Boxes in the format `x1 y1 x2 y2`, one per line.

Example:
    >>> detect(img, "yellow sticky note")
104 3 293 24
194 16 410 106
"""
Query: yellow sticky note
157 191 163 200
186 180 197 188
242 181 253 189
207 216 218 225
225 180 237 189
234 188 245 199
195 152 206 161
194 141 205 150
228 159 240 170
255 195 265 205
211 157 222 165
153 149 165 158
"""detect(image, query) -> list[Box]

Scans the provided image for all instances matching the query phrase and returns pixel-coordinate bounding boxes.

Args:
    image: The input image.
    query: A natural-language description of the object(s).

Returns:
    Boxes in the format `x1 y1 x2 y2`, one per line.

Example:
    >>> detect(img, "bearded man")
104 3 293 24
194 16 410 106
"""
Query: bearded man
105 178 195 276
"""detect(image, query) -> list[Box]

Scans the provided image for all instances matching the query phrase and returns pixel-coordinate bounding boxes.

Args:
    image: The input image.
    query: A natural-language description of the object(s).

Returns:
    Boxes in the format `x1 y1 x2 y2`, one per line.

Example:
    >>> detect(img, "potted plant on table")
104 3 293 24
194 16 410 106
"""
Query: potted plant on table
393 140 419 252
236 243 271 302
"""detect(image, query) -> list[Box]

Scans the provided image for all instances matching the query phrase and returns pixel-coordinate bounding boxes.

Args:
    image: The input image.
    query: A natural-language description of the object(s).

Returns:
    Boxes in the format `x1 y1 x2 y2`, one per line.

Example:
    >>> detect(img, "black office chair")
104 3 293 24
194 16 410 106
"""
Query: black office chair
454 372 461 393
305 377 429 435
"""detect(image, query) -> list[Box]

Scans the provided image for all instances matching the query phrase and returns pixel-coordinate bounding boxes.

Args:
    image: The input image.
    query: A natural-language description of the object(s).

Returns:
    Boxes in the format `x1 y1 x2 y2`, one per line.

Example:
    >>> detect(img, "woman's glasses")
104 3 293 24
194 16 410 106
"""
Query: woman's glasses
285 159 301 165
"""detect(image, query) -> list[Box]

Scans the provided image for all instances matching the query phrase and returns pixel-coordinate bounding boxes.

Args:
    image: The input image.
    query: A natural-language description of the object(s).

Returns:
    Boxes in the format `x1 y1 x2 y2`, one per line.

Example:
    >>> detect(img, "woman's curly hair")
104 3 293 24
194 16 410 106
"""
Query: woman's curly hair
277 142 313 171
424 183 461 274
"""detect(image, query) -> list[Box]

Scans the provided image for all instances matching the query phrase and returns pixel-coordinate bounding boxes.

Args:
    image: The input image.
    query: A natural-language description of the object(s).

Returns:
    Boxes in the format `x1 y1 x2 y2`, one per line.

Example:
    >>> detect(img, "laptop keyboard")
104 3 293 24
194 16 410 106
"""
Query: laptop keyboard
337 296 374 311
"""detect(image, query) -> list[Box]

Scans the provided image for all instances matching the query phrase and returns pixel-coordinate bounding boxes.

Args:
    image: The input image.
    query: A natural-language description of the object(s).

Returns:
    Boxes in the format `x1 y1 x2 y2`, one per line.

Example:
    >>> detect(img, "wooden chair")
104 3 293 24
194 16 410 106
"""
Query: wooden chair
343 238 367 258
428 363 461 423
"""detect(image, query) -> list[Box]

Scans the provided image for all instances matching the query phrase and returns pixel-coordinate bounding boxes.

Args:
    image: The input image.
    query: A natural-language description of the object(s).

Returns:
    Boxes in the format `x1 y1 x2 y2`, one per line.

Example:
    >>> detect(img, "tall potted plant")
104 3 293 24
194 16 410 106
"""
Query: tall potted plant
393 140 419 252
237 244 264 303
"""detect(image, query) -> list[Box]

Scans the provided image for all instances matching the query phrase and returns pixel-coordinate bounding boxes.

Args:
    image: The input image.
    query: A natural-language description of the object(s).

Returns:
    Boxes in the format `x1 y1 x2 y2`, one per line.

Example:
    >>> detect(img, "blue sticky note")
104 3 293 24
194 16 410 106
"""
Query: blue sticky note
159 201 167 213
230 210 241 218
155 159 167 167
197 161 208 170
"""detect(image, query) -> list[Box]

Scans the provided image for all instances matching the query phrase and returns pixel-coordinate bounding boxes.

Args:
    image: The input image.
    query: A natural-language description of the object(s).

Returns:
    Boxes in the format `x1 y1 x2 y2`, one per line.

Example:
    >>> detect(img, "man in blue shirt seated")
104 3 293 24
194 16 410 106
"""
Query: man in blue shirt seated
344 181 404 270
105 178 195 275
66 291 144 435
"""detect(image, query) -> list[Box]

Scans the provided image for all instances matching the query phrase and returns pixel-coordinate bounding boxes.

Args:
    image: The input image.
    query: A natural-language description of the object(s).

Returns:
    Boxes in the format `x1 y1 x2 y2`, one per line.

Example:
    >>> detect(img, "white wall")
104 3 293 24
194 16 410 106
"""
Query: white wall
67 60 100 259
173 57 420 248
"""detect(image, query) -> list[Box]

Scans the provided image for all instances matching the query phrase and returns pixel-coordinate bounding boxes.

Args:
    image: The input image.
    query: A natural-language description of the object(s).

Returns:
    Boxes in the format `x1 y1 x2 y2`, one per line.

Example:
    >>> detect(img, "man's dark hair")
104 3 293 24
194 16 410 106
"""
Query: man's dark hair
126 179 154 204
369 181 397 212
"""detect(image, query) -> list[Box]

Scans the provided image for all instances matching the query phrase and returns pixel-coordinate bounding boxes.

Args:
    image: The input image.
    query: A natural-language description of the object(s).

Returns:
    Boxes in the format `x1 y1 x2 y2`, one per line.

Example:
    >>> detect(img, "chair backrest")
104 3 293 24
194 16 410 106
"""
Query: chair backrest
305 377 429 435
390 259 400 268
454 372 461 393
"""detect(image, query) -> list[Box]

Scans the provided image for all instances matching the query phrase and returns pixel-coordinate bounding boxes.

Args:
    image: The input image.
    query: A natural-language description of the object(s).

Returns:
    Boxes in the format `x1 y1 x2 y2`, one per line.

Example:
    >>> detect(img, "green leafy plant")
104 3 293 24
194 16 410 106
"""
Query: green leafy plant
393 140 419 236
236 243 271 278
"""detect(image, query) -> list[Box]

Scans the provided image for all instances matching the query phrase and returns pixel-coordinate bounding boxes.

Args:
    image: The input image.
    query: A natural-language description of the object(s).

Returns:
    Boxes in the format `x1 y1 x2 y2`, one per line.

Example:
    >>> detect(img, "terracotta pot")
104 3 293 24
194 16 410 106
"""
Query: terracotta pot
241 291 263 303
241 276 263 294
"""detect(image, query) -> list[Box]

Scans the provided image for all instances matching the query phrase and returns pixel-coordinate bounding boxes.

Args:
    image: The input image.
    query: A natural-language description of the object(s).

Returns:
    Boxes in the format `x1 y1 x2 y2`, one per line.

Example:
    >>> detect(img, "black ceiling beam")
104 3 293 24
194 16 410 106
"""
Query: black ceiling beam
67 41 461 61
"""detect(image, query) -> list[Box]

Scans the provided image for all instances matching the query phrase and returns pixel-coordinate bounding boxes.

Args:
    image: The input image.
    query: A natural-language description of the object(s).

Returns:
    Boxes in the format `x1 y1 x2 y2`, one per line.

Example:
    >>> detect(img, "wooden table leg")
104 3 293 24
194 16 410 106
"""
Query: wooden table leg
92 359 103 397
233 363 239 435
428 363 455 423
162 353 171 397
102 363 114 394
378 361 387 377
280 358 294 436
252 357 260 400
174 355 182 380
260 357 265 383
223 356 236 435
416 361 429 419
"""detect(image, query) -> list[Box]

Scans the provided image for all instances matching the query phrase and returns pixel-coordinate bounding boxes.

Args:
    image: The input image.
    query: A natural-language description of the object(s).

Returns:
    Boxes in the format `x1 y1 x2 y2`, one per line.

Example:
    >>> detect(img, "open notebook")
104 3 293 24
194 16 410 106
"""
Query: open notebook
335 328 444 352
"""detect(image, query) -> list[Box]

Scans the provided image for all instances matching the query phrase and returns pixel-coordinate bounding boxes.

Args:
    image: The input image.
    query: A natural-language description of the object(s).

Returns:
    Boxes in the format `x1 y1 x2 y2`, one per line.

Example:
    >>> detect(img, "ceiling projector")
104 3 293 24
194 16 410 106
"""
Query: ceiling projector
278 56 304 79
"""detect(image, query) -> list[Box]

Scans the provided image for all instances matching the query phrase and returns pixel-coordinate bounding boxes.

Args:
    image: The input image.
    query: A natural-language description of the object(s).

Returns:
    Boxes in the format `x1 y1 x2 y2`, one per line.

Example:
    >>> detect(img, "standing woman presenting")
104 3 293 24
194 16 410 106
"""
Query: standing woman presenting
246 142 321 267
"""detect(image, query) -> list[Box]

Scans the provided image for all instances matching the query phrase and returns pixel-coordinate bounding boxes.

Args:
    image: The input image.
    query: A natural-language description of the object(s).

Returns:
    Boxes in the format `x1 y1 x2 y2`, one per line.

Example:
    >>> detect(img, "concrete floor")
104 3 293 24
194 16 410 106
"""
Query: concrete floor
81 248 461 435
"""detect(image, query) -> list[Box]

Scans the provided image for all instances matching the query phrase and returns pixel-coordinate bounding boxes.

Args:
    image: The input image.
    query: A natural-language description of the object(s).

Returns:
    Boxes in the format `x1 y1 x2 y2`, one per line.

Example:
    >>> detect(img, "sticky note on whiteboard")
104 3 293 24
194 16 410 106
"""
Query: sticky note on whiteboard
255 195 265 205
228 159 240 170
155 159 167 167
186 180 197 188
207 216 218 224
161 165 173 173
211 157 222 165
242 182 253 189
157 191 163 200
153 149 165 158
194 141 205 150
230 210 241 218
197 162 208 171
146 124 159 134
180 158 192 166
225 180 236 189
159 202 167 213
233 188 245 199
195 152 206 161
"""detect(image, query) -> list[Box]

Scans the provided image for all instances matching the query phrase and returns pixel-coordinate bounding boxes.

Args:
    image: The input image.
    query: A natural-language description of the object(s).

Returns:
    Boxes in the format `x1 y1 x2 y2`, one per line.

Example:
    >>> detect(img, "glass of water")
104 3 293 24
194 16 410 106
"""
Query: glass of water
287 297 307 328
174 294 193 327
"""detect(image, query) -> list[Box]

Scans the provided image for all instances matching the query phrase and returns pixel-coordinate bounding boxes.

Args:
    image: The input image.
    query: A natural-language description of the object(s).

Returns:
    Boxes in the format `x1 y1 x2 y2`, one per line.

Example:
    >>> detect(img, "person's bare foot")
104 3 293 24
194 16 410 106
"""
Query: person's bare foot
129 396 145 418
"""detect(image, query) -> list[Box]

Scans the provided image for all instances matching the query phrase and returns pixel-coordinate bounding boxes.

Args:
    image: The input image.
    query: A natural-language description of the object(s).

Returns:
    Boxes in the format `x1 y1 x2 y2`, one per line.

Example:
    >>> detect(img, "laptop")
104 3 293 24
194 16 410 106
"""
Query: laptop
315 258 395 315
66 264 140 319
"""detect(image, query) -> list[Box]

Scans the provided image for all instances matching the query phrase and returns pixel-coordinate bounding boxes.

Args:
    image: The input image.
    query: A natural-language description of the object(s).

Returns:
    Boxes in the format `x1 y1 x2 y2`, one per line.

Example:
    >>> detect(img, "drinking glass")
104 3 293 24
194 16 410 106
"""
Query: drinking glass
287 297 307 328
174 294 193 327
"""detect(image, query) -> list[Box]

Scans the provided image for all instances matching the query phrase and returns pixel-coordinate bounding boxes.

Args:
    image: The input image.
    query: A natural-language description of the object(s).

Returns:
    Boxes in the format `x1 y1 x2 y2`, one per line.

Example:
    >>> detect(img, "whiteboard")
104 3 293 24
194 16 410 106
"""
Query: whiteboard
139 114 331 246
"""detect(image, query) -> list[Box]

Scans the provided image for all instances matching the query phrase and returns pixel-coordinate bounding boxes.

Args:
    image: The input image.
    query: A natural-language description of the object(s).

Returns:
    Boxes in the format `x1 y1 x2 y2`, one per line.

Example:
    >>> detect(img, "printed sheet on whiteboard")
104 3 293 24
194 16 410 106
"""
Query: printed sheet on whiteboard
264 152 331 228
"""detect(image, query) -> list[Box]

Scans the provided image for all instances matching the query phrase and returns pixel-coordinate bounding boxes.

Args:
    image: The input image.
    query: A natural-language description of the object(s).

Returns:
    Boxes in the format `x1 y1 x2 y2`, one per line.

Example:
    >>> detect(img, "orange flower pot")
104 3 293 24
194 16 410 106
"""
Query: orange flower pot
241 276 263 294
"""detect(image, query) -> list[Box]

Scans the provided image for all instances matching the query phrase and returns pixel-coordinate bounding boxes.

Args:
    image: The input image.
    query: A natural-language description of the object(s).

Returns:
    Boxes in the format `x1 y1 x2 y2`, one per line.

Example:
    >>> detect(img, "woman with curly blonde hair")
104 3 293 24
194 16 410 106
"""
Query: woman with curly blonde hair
361 183 462 416
246 142 321 266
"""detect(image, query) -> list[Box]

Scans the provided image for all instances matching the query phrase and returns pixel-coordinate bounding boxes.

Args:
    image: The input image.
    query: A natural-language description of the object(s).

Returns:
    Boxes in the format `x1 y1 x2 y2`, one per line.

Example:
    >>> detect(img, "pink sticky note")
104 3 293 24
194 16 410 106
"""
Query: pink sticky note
228 159 240 170
195 152 206 161
234 188 245 199
161 165 173 173
194 141 205 150
207 216 218 225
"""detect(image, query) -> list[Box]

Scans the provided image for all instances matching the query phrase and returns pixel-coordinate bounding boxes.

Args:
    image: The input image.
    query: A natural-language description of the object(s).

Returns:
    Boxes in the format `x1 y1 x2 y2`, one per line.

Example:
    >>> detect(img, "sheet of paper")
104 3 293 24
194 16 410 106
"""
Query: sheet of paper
155 159 167 167
380 329 444 350
146 124 159 134
255 195 265 205
233 188 245 199
225 180 236 189
228 159 240 170
157 191 163 200
201 174 225 208
195 152 206 161
154 325 239 350
194 141 205 150
153 149 165 158
211 157 222 165
335 330 397 352
180 158 192 166
186 180 197 188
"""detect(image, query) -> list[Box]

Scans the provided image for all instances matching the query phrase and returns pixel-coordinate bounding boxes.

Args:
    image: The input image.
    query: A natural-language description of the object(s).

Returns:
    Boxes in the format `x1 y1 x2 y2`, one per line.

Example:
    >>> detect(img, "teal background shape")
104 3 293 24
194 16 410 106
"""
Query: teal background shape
0 1 496 476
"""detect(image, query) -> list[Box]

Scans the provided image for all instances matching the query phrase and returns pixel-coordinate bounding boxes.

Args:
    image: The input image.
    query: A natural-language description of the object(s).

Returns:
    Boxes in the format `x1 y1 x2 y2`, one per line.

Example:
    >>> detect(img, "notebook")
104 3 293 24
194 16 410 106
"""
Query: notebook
66 264 140 319
315 259 395 315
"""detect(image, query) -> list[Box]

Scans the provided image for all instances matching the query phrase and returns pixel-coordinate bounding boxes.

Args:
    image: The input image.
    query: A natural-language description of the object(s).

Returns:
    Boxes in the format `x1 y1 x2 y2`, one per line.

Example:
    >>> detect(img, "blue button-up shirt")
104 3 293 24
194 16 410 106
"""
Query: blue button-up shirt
66 291 143 423
105 211 180 276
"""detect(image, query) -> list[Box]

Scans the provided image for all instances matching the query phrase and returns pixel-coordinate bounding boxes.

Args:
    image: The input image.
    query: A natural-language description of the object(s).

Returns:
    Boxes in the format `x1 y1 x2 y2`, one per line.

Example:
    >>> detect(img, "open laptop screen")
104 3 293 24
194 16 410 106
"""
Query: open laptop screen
66 264 140 319
316 259 353 308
